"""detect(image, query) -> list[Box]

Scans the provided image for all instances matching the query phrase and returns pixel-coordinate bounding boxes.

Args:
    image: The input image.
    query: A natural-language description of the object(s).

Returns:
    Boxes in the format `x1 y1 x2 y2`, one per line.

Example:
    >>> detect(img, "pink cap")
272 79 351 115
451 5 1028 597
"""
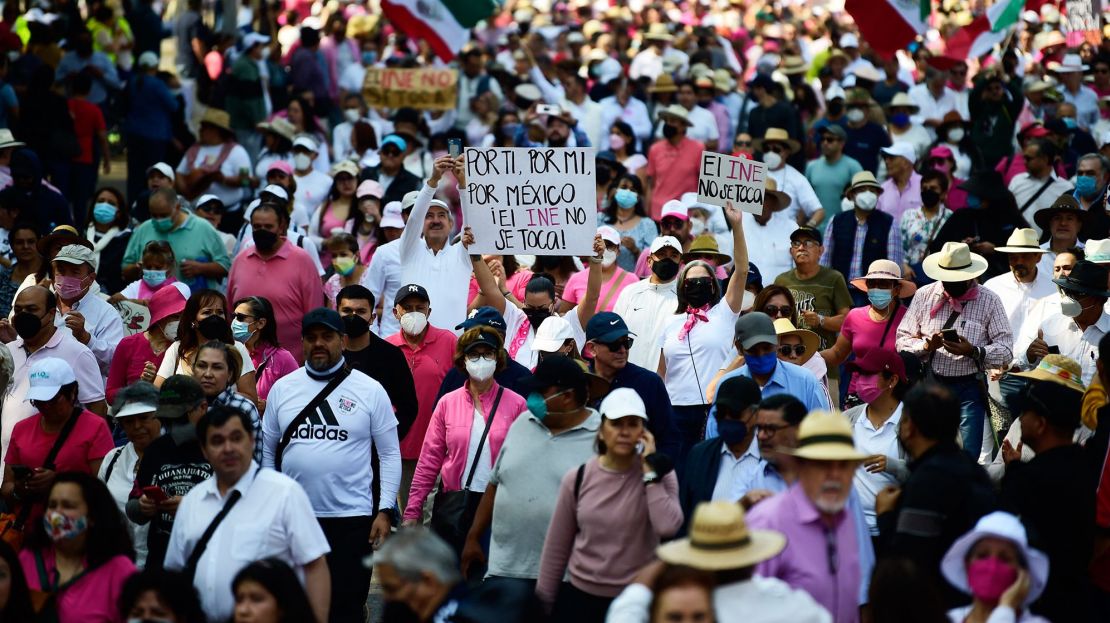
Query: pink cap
357 179 384 200
267 160 294 176
597 225 620 246
928 145 953 160
149 285 186 327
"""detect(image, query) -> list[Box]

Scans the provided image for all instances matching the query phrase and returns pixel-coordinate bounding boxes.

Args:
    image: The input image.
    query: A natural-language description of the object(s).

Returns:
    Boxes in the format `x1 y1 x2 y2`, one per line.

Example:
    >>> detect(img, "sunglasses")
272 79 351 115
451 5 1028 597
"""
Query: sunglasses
232 313 256 323
380 148 402 157
790 239 820 249
763 305 793 318
600 337 634 351
734 140 752 147
765 144 788 153
778 344 806 357
661 217 685 229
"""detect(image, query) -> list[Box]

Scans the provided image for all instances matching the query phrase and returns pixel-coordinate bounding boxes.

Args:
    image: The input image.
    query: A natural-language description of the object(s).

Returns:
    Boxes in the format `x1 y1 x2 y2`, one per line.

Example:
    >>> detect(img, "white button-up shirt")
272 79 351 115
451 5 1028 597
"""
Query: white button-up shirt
712 440 768 503
55 287 125 377
743 210 798 283
1015 300 1110 385
851 404 905 535
398 184 472 331
984 267 1058 338
598 96 653 150
1037 240 1085 278
908 83 958 140
613 277 678 371
607 577 833 623
165 464 331 622
766 165 823 223
1009 173 1074 236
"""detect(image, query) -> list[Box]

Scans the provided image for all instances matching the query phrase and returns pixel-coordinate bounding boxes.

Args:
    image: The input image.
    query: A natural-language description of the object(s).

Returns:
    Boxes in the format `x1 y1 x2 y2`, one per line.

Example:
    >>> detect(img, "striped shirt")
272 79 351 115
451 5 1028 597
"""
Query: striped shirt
212 386 262 461
895 281 1014 377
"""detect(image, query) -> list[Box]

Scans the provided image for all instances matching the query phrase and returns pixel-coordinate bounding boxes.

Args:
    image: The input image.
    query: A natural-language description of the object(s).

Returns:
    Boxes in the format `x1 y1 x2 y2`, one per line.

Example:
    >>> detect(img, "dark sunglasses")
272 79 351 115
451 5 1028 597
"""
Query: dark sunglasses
778 344 806 357
600 337 634 352
763 305 793 318
380 148 402 157
232 313 256 323
661 217 685 229
765 144 788 153
734 140 752 147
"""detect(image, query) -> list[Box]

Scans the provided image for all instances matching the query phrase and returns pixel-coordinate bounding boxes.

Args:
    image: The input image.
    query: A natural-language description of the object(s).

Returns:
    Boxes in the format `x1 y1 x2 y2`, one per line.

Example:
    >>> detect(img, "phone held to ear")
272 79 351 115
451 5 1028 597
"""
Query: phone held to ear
635 440 645 455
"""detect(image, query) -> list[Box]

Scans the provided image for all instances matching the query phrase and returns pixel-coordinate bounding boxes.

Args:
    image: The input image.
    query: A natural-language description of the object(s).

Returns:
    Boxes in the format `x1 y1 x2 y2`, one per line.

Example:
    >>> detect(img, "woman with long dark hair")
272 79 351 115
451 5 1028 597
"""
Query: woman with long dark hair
283 95 329 171
84 186 132 295
0 223 42 317
598 174 658 273
231 296 298 406
607 121 647 179
0 540 34 621
309 162 359 257
232 558 316 623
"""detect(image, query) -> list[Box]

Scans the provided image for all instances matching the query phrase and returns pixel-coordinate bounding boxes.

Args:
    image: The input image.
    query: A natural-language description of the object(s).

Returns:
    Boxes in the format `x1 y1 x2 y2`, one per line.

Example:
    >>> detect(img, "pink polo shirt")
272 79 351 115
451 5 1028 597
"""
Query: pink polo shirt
20 549 135 623
386 326 458 459
877 172 922 223
646 137 704 220
227 240 325 364
562 267 636 312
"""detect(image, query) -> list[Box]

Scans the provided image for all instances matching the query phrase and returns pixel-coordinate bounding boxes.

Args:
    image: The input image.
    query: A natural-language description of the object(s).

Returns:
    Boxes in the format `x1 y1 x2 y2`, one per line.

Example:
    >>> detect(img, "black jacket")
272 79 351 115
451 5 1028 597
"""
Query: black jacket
358 165 423 207
930 207 1028 280
679 436 726 534
345 333 419 440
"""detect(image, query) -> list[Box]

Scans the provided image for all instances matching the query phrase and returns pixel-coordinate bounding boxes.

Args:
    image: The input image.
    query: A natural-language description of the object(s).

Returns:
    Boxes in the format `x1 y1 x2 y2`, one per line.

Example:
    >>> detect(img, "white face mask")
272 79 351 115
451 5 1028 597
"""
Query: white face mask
841 197 854 213
399 311 428 336
601 249 618 268
846 108 865 124
162 320 179 341
854 191 878 211
344 108 361 124
690 217 708 236
293 153 313 171
947 128 965 143
465 356 497 381
762 151 783 170
1060 294 1084 317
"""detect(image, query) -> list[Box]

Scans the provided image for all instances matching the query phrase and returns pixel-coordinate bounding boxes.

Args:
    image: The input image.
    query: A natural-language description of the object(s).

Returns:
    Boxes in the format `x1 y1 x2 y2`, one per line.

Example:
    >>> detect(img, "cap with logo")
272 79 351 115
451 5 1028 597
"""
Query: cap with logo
395 283 430 307
158 374 206 419
302 307 345 335
456 306 507 334
650 235 683 255
26 357 76 402
586 311 632 343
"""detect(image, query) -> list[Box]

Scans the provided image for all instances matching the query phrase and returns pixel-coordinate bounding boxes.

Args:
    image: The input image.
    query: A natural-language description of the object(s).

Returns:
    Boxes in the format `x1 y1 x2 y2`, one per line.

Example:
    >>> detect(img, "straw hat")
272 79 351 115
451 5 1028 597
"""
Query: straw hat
995 228 1049 254
199 107 233 133
922 242 989 282
780 55 807 75
884 92 920 113
658 104 694 127
752 127 800 155
764 178 791 210
846 171 882 194
682 234 731 265
849 258 917 297
941 512 1049 606
1048 53 1088 73
786 410 869 461
773 318 819 365
1013 354 1085 392
656 502 786 571
643 23 674 42
649 73 678 94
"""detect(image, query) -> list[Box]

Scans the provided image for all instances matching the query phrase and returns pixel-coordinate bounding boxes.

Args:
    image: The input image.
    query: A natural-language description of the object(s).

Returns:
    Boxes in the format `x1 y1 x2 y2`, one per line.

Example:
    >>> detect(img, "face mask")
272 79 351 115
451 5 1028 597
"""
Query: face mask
947 128 964 143
12 311 46 339
92 201 117 224
524 307 552 329
42 510 87 542
966 557 1018 602
827 101 844 116
253 229 280 253
856 373 886 404
690 217 708 236
362 50 377 65
609 134 627 151
846 108 865 124
867 288 893 310
684 277 715 308
501 122 521 137
1062 116 1078 129
344 108 361 124
465 356 497 381
400 311 428 336
614 188 638 209
965 194 982 209
525 388 571 420
162 320 179 341
921 188 941 207
841 197 854 213
197 315 227 340
1061 293 1084 317
152 216 175 233
342 314 370 338
651 258 680 281
662 123 679 139
942 280 971 298
717 418 748 445
601 249 618 268
1076 175 1098 198
333 256 357 276
890 112 910 127
854 191 878 211
55 274 89 301
762 151 783 169
294 153 313 171
746 351 778 375
142 269 167 288
230 318 254 341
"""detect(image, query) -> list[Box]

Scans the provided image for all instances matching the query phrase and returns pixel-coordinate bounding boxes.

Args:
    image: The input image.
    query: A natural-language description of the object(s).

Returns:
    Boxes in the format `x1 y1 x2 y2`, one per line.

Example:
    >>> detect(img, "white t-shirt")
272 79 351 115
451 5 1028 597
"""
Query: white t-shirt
613 278 677 371
293 170 334 215
119 280 192 301
502 303 587 369
156 340 256 378
657 300 740 405
176 144 252 208
261 367 401 516
463 406 493 492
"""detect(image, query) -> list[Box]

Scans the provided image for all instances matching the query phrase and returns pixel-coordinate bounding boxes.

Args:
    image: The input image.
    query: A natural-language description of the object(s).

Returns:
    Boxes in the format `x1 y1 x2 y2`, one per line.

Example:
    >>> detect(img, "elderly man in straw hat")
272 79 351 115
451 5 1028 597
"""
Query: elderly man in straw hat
757 127 823 226
895 242 1013 458
606 501 832 622
744 410 870 623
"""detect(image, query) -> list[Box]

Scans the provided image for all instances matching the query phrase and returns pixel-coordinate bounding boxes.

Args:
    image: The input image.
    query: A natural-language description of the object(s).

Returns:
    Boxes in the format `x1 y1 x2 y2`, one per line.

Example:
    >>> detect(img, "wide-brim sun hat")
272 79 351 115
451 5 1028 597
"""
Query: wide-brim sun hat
1052 260 1110 297
772 318 819 365
658 104 694 127
922 242 989 282
995 228 1049 254
849 258 917 297
752 127 800 155
682 234 731 265
786 410 870 461
1033 194 1086 233
148 286 187 327
1012 354 1085 392
941 511 1049 606
657 501 786 571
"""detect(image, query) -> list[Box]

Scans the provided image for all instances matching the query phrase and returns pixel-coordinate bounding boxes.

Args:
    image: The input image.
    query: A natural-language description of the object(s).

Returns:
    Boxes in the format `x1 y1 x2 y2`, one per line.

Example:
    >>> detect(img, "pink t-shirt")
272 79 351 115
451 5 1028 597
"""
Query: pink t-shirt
561 267 636 312
250 343 300 400
105 333 168 405
645 138 704 220
466 269 534 306
386 327 459 459
20 550 135 623
840 304 908 393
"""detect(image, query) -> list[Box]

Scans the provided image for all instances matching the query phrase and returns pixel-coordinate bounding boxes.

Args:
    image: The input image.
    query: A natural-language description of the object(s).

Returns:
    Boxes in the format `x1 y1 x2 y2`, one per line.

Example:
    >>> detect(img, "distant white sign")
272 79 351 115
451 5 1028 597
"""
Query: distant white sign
697 152 766 214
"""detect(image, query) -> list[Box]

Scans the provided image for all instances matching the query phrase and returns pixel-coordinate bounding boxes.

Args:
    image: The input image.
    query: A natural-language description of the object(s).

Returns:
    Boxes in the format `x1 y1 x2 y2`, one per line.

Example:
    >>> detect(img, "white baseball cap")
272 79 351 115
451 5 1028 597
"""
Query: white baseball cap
26 357 76 402
243 32 271 49
880 142 917 163
381 201 405 229
293 135 318 152
532 316 575 352
597 225 620 246
147 162 175 181
261 184 289 202
599 387 648 421
53 244 98 272
839 33 859 49
650 235 683 254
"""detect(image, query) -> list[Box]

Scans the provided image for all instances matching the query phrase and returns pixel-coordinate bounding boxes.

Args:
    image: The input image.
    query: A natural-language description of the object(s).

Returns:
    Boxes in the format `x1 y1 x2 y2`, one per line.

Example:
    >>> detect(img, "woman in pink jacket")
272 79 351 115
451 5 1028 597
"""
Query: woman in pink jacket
401 327 527 546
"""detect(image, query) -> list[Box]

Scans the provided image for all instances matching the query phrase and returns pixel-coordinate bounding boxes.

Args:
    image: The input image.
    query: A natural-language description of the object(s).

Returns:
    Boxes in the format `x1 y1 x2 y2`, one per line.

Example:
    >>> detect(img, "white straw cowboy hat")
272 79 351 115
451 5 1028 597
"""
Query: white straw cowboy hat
657 501 786 570
658 104 694 127
995 228 1049 254
785 410 869 461
849 259 917 297
922 242 989 282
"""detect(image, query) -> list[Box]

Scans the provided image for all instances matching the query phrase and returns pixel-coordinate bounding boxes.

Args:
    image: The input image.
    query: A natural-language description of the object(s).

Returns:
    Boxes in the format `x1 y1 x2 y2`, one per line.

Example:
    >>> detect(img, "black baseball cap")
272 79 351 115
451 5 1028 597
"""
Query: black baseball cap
302 307 344 335
158 375 205 419
714 376 762 414
464 331 502 353
395 283 430 306
456 306 507 334
520 354 587 395
789 226 822 244
586 312 632 343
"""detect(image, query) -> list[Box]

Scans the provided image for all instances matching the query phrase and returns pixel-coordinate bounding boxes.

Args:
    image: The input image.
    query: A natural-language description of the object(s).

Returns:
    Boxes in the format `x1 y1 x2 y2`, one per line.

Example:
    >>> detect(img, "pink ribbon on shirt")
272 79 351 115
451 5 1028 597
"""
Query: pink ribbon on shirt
677 304 711 342
508 317 530 360
929 283 980 318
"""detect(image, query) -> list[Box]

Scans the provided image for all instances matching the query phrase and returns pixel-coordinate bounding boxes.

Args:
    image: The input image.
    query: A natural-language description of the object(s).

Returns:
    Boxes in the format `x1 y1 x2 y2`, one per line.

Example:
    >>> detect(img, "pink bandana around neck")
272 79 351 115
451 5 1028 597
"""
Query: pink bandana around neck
677 304 711 342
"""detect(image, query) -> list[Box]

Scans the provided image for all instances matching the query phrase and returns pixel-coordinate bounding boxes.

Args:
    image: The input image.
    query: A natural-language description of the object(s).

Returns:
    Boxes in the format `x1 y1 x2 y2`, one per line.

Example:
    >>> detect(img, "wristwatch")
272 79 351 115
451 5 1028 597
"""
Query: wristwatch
378 506 399 526
643 470 660 485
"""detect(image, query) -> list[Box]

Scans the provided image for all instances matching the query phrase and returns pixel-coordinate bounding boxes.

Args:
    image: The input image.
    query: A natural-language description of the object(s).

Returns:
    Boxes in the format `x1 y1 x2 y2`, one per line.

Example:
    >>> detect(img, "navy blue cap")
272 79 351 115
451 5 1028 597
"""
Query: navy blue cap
395 283 430 306
746 261 763 288
586 312 631 343
302 307 344 334
456 306 507 334
463 330 502 353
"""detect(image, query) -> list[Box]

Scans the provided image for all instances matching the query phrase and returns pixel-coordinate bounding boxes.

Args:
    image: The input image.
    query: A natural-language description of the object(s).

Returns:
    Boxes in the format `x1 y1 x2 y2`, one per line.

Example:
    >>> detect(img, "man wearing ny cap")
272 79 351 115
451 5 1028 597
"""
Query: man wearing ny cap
263 307 400 622
614 236 682 370
436 306 534 401
122 187 231 288
46 243 125 374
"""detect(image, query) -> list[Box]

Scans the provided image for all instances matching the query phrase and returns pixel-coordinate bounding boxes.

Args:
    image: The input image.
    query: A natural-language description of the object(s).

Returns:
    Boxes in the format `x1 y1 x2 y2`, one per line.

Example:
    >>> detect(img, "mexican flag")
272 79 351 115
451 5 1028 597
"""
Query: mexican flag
845 0 928 58
381 0 499 62
946 0 1025 60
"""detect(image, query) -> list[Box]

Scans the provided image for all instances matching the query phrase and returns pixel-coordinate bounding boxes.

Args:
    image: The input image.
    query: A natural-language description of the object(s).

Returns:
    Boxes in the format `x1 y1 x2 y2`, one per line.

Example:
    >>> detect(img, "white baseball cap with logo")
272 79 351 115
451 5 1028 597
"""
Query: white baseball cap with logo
26 357 77 402
650 235 683 255
532 316 576 352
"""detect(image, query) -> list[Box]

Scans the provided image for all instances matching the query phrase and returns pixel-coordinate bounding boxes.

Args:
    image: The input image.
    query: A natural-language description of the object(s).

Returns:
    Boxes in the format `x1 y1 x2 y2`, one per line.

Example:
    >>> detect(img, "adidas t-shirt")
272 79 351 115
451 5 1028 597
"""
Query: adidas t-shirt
261 367 401 517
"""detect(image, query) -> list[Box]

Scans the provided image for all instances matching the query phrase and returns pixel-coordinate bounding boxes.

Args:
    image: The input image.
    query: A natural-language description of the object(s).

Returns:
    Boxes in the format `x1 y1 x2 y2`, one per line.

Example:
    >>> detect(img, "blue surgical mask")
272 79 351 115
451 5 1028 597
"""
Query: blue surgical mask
92 202 117 224
614 188 638 209
965 194 982 209
746 352 778 375
1063 117 1078 129
1076 175 1098 198
890 112 910 127
501 122 521 137
361 50 377 65
867 288 893 310
717 418 748 445
526 389 571 420
142 269 167 288
230 318 254 342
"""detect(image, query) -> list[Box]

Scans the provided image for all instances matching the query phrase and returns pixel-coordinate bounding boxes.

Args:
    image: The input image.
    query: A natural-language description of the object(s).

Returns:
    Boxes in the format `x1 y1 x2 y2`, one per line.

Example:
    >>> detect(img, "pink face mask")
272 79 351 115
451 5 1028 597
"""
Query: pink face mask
54 274 90 301
966 556 1018 602
609 134 627 151
856 373 885 404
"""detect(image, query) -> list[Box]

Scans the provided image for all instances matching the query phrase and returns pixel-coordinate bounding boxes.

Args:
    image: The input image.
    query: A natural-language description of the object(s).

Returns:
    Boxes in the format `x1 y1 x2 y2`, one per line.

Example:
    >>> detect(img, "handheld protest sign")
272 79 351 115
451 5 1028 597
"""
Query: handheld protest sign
362 67 458 110
697 152 766 214
462 147 596 255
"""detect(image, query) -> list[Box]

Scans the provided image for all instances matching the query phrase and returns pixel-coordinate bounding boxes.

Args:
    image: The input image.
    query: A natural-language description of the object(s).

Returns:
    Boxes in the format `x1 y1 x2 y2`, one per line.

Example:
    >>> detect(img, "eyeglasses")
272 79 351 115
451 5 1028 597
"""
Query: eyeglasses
757 423 793 437
778 344 807 357
465 352 495 362
790 239 820 249
600 337 634 352
380 149 402 157
232 313 256 323
763 305 793 318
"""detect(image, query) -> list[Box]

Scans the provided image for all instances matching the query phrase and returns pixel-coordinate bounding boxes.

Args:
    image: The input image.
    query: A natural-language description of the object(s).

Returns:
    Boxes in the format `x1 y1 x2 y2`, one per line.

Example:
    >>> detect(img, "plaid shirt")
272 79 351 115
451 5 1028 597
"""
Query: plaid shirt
213 386 263 461
895 281 1014 377
820 213 904 282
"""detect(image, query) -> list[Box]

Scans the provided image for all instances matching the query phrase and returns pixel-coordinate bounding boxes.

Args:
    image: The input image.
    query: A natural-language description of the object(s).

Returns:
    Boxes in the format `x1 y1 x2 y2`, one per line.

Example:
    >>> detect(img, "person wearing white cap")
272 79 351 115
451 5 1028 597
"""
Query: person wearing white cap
51 243 126 375
191 194 237 255
291 135 334 214
1054 53 1100 130
875 142 922 223
614 236 683 370
226 31 272 163
908 66 959 141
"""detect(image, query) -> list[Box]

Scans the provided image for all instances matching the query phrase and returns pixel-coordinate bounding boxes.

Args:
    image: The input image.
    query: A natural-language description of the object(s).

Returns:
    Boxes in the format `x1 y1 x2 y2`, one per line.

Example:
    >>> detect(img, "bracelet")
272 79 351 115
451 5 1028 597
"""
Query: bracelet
500 290 511 297
588 257 602 264
817 314 825 329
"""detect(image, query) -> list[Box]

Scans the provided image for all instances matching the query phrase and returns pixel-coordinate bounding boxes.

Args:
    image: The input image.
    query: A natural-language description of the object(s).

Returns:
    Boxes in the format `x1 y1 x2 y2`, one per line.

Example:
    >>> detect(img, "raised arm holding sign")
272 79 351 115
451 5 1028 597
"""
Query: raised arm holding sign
697 152 766 214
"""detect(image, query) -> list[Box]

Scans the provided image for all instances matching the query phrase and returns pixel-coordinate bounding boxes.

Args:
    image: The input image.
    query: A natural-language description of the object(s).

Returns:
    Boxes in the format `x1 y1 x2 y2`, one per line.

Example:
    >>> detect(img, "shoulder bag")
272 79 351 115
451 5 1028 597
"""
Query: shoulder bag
183 466 262 581
274 368 351 472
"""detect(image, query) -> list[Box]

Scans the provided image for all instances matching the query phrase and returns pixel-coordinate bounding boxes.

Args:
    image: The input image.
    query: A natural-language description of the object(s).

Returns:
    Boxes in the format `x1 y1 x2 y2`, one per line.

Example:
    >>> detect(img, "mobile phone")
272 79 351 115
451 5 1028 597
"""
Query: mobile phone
1047 345 1060 355
448 138 462 158
635 440 645 455
141 486 168 503
536 103 561 116
941 328 959 342
11 465 31 481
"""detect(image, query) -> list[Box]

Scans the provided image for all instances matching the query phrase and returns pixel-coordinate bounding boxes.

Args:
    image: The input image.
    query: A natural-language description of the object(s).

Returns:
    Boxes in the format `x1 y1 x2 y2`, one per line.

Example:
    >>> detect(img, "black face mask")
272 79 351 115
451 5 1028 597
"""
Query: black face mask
253 229 280 253
662 123 679 140
651 258 680 281
12 310 47 340
196 315 228 340
684 277 715 308
827 101 844 117
921 188 941 207
942 280 971 298
524 308 552 329
342 314 370 338
597 167 612 186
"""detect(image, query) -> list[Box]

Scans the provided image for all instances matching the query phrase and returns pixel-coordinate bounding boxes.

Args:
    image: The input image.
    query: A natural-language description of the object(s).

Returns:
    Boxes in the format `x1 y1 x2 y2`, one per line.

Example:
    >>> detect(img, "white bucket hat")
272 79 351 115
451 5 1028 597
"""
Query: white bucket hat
940 511 1049 606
